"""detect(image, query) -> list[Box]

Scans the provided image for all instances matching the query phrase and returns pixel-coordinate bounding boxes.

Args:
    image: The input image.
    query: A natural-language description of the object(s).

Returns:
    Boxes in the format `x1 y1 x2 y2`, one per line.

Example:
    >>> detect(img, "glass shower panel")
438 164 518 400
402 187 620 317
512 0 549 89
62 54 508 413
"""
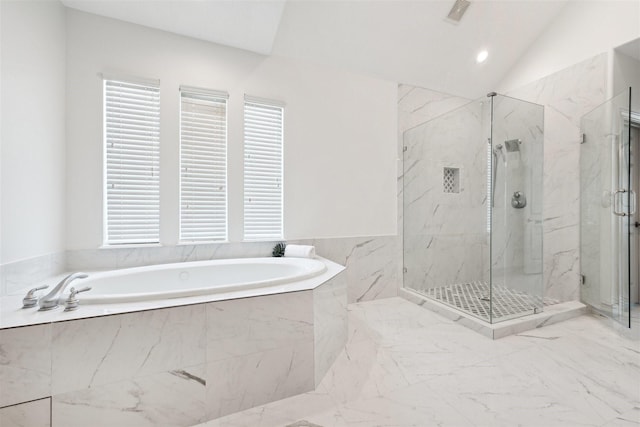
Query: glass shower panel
489 95 545 322
403 99 489 320
402 93 544 324
580 89 632 328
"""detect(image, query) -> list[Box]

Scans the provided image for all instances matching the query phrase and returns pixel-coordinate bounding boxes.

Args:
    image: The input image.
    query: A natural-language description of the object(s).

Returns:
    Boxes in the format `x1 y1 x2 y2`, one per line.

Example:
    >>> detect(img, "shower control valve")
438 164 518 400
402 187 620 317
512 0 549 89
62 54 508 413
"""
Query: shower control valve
511 191 527 209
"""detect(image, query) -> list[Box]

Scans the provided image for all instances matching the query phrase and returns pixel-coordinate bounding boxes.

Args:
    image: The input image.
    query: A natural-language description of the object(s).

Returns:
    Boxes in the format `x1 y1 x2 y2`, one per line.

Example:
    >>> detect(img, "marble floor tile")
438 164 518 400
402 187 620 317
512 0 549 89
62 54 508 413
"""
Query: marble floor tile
600 407 640 426
195 297 640 427
0 398 51 427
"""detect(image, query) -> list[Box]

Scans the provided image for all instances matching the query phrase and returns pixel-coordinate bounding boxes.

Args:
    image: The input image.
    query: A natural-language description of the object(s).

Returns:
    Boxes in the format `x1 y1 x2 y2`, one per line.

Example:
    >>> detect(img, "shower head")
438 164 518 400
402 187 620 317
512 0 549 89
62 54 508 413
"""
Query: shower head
504 139 521 153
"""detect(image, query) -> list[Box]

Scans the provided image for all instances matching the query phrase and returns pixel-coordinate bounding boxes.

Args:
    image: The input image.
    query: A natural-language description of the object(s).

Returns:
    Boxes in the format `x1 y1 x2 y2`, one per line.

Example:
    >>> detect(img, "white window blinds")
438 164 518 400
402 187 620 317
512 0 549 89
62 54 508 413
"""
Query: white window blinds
180 87 228 242
104 78 161 245
243 98 284 241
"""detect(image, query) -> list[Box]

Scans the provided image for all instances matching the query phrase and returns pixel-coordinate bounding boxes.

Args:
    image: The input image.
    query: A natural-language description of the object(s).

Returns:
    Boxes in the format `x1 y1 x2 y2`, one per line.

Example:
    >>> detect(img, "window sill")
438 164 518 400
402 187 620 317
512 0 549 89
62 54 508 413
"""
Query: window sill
177 240 230 246
99 243 163 250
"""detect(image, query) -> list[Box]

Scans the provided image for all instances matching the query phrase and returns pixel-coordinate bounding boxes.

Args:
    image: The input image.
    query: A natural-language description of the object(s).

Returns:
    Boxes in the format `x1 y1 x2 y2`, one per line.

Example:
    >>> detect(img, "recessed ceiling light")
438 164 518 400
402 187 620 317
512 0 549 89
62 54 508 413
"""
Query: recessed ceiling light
476 50 489 63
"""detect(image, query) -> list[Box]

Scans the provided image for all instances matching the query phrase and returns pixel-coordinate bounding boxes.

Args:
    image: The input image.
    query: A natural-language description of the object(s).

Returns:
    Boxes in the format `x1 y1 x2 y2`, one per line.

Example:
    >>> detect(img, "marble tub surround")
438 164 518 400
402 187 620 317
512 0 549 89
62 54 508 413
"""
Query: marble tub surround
51 304 206 395
0 324 52 408
64 235 399 305
313 271 348 384
0 269 347 426
53 367 207 427
65 241 278 271
197 297 640 427
0 256 344 330
292 236 400 303
0 251 66 297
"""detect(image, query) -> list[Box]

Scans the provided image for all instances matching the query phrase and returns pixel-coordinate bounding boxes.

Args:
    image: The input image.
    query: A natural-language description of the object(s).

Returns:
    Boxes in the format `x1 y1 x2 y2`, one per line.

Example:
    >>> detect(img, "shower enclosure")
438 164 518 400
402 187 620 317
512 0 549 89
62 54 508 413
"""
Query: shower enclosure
403 93 545 323
580 87 637 329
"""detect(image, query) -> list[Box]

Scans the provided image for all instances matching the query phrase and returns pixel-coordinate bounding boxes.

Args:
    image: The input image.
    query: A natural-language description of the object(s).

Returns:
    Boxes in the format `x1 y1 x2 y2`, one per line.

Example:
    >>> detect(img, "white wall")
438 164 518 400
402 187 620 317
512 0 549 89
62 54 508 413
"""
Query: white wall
65 10 397 250
0 0 67 264
498 0 640 93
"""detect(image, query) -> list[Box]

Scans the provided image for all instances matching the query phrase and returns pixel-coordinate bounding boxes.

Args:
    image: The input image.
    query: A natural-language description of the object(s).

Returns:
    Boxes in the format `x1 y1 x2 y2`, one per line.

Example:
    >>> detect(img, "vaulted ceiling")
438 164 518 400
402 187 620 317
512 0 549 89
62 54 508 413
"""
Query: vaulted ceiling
61 0 569 98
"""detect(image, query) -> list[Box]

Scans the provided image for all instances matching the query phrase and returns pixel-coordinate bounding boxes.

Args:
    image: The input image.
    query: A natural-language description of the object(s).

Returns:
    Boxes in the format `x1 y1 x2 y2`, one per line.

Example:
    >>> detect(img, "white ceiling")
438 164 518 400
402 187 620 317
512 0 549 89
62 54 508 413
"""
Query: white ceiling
60 0 287 55
61 0 569 99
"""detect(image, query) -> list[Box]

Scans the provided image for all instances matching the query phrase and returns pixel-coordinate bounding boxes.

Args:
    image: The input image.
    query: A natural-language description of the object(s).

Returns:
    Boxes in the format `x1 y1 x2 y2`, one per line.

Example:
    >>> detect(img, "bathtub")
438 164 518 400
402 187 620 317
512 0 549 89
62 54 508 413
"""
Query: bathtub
68 257 327 304
0 256 347 426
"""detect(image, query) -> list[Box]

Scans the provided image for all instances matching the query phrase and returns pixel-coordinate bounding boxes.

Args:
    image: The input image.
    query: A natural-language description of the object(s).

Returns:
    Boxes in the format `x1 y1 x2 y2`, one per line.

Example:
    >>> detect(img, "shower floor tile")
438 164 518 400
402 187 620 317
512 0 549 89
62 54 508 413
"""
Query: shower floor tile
422 281 559 322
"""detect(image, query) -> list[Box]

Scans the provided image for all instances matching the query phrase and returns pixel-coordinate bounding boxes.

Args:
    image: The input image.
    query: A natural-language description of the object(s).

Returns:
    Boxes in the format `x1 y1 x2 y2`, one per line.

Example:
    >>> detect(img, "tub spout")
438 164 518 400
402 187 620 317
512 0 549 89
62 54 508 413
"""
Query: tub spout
38 272 89 311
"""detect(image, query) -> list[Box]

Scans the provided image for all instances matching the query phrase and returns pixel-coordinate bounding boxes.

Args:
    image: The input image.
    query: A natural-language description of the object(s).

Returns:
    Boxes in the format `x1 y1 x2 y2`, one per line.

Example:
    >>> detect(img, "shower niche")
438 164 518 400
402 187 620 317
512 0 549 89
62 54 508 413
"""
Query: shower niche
402 93 545 323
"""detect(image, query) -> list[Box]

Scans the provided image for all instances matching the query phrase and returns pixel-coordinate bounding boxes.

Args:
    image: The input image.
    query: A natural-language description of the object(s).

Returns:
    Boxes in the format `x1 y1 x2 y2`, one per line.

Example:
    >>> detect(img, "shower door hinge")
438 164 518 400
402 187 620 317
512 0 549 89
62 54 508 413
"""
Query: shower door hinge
403 267 408 273
580 274 586 285
580 133 586 144
403 146 408 152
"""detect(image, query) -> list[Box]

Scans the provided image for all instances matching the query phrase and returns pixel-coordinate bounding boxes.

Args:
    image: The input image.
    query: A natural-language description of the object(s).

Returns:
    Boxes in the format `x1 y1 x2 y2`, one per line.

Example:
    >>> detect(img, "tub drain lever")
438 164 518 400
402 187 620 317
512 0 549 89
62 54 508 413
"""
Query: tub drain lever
64 286 92 311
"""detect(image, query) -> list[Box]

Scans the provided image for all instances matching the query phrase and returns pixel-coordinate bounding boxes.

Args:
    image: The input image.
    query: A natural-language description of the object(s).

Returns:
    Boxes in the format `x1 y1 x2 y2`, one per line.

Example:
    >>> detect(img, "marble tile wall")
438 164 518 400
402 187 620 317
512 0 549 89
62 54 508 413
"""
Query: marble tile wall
398 84 472 294
2 236 399 305
402 98 489 292
0 273 347 426
397 85 472 139
0 252 66 297
66 237 399 305
294 237 400 303
490 95 545 296
506 53 608 301
399 53 608 303
579 104 612 309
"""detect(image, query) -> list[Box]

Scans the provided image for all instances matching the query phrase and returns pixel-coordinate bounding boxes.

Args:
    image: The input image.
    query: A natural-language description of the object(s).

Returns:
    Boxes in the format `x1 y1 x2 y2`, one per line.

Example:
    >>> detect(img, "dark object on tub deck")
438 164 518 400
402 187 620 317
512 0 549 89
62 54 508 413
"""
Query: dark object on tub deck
272 242 287 257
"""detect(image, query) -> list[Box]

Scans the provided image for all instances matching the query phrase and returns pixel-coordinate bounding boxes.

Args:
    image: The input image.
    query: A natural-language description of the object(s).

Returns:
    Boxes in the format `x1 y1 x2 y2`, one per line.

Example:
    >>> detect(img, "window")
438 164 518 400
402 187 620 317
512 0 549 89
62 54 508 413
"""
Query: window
103 78 160 245
179 86 229 242
243 96 284 240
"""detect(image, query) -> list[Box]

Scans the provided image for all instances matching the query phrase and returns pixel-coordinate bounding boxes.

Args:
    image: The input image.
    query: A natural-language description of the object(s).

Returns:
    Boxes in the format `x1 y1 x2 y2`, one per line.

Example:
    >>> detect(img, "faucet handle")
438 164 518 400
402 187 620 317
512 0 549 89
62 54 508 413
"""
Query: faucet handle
64 286 92 311
22 285 49 308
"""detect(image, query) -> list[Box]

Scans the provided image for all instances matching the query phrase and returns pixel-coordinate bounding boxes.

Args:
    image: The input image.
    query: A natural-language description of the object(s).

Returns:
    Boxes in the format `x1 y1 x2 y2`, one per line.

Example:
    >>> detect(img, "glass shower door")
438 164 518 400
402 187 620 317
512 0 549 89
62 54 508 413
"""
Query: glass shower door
580 89 633 328
489 94 544 322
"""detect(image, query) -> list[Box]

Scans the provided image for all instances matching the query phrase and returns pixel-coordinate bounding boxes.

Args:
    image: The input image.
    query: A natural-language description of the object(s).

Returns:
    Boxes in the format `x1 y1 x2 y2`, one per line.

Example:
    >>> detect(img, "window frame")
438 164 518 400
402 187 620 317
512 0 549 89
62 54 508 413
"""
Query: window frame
102 76 161 246
243 95 285 241
178 86 230 243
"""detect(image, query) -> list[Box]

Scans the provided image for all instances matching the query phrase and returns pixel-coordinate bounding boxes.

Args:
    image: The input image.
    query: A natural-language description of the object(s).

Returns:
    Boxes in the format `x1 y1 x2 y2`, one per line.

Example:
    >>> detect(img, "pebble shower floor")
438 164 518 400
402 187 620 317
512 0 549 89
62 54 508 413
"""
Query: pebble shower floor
424 281 559 322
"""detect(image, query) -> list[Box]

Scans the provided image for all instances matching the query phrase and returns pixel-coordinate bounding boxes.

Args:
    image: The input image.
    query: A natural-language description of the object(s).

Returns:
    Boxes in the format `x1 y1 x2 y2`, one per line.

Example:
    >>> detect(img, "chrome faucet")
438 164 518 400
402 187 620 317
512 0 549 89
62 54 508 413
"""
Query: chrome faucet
38 272 89 311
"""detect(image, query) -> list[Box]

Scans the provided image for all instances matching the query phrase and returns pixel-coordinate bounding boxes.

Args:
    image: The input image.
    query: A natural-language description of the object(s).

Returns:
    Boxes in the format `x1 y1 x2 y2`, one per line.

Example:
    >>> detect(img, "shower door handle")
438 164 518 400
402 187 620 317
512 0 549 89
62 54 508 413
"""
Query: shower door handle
613 189 629 216
629 190 636 216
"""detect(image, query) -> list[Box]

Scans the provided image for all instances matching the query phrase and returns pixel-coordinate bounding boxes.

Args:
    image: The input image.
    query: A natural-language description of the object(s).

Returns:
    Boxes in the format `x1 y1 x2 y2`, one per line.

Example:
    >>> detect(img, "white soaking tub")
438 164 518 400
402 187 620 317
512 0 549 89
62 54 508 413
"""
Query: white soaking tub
72 257 327 304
